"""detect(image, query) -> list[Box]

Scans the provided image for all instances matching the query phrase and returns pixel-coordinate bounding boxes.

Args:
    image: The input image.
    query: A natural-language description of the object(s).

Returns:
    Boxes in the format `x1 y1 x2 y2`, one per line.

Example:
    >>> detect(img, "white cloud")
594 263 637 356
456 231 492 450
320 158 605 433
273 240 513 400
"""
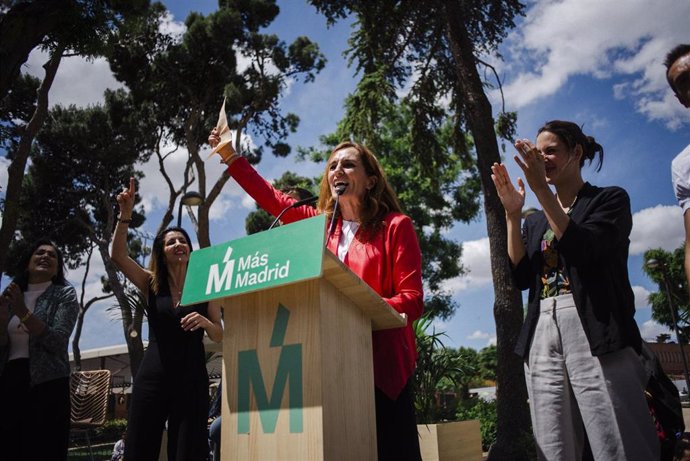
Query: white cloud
639 319 673 342
630 205 684 255
466 330 496 347
160 10 186 40
496 0 690 128
632 285 651 310
442 237 492 293
467 330 490 340
24 49 123 109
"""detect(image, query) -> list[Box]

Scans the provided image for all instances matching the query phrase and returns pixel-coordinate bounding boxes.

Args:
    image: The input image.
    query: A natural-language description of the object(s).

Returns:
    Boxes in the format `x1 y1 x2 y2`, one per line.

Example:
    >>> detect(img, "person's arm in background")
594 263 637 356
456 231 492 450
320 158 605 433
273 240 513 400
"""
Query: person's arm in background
683 211 690 290
671 149 690 299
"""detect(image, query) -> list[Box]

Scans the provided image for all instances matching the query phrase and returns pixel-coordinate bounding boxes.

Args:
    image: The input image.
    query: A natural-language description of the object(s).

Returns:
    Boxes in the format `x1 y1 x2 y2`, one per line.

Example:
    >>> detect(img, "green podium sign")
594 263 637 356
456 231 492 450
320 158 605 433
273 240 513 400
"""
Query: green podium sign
180 214 327 306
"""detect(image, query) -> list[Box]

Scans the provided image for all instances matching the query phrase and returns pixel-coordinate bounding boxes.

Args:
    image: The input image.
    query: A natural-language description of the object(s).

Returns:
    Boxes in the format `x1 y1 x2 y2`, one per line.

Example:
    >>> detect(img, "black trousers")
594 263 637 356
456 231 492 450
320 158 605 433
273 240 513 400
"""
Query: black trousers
126 377 209 461
375 378 422 461
0 359 71 461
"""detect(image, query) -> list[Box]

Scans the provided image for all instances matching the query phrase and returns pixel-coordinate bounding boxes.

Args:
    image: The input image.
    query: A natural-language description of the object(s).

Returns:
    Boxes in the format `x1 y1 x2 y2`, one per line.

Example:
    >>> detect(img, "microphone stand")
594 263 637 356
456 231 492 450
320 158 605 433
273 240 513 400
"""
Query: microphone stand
326 185 346 246
268 195 318 231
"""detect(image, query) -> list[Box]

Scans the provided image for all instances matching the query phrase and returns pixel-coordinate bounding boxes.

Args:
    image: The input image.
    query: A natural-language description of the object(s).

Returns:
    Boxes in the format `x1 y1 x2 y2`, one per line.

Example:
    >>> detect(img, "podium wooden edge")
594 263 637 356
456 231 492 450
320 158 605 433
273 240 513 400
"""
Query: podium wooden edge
321 250 407 331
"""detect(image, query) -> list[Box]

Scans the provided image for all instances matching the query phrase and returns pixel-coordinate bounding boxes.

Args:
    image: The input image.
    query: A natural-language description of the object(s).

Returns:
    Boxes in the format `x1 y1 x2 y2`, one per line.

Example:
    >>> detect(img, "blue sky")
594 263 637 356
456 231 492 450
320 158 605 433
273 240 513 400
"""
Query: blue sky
2 0 690 353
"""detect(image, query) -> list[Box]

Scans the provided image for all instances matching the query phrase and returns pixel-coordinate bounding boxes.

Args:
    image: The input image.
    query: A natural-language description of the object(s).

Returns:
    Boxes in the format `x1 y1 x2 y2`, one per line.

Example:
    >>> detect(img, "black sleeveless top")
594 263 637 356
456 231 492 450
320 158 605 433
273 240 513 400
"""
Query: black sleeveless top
136 287 209 385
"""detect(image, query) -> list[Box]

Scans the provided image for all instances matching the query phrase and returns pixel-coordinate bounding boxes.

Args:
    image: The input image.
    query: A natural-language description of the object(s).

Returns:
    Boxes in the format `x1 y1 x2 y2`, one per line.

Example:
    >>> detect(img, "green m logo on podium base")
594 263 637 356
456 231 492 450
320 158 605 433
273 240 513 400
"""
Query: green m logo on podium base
237 304 303 434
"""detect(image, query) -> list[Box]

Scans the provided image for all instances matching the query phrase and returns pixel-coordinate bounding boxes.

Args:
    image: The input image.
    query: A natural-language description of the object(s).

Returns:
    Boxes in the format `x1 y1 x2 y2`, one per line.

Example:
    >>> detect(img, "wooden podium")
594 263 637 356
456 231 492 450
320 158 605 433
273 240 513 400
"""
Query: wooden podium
181 215 406 460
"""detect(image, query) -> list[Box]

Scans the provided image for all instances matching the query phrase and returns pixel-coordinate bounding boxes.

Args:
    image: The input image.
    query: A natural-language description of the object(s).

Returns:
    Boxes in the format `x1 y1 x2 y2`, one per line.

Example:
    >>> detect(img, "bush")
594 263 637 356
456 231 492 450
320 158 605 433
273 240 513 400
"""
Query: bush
95 418 128 441
456 398 497 452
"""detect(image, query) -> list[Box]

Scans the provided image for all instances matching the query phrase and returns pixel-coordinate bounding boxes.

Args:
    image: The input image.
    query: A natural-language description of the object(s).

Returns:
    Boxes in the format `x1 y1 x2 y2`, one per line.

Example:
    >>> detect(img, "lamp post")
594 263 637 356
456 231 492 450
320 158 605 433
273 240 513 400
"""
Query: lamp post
646 258 690 394
176 191 204 230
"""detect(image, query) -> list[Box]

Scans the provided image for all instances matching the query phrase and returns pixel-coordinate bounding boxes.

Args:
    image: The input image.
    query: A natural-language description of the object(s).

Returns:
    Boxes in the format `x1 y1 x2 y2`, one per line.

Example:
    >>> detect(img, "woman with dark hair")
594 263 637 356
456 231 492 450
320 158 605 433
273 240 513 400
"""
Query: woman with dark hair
209 131 423 461
111 178 222 461
491 120 659 460
0 239 79 461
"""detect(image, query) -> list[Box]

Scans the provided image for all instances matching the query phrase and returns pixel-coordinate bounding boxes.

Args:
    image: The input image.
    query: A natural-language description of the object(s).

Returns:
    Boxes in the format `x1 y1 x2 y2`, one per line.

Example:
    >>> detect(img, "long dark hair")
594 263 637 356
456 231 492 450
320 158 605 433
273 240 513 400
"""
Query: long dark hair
537 120 604 172
148 226 194 295
14 238 67 291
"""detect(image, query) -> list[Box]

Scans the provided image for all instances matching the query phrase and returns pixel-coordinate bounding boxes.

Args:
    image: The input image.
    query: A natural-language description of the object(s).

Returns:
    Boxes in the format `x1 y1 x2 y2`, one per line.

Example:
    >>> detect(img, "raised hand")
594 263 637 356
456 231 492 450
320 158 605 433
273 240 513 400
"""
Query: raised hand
208 127 221 149
208 127 237 163
513 139 549 194
491 162 525 217
116 177 135 219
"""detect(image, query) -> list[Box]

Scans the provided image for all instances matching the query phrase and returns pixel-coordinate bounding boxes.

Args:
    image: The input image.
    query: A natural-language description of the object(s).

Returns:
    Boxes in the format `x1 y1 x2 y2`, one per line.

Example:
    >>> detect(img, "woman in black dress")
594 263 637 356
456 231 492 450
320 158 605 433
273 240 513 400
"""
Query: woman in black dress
111 178 222 461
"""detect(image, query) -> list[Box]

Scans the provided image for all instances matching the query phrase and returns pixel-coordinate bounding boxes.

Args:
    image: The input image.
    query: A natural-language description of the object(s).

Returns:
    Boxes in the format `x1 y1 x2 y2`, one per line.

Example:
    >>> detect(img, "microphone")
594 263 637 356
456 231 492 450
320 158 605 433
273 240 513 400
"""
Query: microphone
268 195 318 230
326 184 347 245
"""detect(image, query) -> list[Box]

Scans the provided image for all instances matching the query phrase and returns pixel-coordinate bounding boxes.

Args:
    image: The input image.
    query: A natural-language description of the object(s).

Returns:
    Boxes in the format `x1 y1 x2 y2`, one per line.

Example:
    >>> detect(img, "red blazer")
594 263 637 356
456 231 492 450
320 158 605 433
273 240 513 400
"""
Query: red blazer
228 157 424 399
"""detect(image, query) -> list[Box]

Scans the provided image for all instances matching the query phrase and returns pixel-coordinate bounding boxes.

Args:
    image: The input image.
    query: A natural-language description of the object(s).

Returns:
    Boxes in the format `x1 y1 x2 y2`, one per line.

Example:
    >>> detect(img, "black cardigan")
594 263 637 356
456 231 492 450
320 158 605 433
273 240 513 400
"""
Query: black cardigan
512 182 643 358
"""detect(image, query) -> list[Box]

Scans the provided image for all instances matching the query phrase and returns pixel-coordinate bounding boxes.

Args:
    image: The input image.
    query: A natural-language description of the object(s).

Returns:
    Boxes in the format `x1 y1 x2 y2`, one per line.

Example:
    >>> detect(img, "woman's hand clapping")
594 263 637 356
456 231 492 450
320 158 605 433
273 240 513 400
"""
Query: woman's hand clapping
491 162 525 218
513 139 549 194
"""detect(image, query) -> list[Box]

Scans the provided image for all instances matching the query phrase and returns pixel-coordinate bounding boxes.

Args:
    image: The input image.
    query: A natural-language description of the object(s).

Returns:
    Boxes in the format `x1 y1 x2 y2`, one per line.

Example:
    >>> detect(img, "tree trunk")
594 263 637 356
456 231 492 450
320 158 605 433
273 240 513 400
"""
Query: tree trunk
0 0 67 100
0 42 64 275
444 2 533 459
95 242 145 377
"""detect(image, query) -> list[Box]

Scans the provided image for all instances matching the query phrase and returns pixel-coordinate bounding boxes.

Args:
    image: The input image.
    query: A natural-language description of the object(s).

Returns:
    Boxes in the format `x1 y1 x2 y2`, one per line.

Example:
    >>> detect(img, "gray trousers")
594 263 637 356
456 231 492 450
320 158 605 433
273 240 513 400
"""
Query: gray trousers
524 294 659 461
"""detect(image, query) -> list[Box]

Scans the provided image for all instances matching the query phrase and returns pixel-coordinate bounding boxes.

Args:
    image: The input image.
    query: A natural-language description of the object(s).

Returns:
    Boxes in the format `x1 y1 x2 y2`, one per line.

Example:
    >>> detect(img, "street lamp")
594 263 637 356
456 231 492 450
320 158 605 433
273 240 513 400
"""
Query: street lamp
177 191 204 229
646 258 690 394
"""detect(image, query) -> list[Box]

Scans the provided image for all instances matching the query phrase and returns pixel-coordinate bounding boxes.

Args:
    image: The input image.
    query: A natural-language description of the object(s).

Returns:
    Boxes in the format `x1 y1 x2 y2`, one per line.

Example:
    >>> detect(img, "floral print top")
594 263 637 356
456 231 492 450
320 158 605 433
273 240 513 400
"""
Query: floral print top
540 227 572 299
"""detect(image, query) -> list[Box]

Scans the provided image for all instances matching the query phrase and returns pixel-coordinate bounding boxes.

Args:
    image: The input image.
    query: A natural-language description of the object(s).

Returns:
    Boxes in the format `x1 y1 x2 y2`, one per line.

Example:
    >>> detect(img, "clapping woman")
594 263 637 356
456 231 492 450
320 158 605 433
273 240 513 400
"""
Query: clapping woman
111 178 222 460
491 120 659 460
0 239 79 461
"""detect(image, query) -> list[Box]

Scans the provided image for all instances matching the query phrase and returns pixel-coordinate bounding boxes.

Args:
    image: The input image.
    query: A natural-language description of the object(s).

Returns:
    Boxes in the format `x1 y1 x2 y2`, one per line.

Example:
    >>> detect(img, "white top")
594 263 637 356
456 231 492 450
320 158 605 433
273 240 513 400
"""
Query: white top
8 281 52 360
337 220 360 262
672 143 690 213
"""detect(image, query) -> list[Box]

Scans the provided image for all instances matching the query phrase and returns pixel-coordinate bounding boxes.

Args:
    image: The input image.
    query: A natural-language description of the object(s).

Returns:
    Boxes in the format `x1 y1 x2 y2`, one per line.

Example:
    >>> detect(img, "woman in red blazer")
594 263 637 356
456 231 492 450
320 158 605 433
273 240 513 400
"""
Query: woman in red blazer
209 131 424 461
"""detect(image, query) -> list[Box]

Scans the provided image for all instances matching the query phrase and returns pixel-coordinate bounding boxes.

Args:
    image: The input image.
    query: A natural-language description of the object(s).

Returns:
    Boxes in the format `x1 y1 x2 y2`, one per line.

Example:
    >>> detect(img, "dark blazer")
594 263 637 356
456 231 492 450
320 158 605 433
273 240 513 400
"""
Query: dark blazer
513 182 643 358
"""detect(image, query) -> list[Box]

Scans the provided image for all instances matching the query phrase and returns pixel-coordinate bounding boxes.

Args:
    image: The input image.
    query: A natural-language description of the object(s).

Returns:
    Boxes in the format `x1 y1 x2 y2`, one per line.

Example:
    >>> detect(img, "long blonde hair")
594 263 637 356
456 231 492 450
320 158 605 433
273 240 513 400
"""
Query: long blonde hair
317 142 402 236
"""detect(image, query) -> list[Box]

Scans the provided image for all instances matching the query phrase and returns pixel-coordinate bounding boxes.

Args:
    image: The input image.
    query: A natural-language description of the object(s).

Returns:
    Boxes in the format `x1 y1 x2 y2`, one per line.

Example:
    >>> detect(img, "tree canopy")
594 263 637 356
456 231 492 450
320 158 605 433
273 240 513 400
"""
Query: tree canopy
108 0 326 246
643 246 690 343
308 1 531 458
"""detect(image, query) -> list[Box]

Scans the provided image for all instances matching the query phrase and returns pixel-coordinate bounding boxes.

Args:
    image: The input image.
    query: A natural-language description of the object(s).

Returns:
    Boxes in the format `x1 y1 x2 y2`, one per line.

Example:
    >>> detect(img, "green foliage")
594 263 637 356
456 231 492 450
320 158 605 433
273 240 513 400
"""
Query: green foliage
495 111 517 143
109 1 325 158
478 344 497 381
414 314 470 423
456 398 497 452
0 73 40 155
642 246 690 342
95 418 128 440
4 90 150 275
244 171 317 235
657 333 672 343
309 1 533 456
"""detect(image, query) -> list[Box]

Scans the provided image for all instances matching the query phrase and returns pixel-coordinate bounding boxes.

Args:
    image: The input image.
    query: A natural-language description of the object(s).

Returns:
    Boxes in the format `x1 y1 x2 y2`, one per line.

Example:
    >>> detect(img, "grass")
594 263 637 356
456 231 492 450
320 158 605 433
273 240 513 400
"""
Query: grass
67 443 113 460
